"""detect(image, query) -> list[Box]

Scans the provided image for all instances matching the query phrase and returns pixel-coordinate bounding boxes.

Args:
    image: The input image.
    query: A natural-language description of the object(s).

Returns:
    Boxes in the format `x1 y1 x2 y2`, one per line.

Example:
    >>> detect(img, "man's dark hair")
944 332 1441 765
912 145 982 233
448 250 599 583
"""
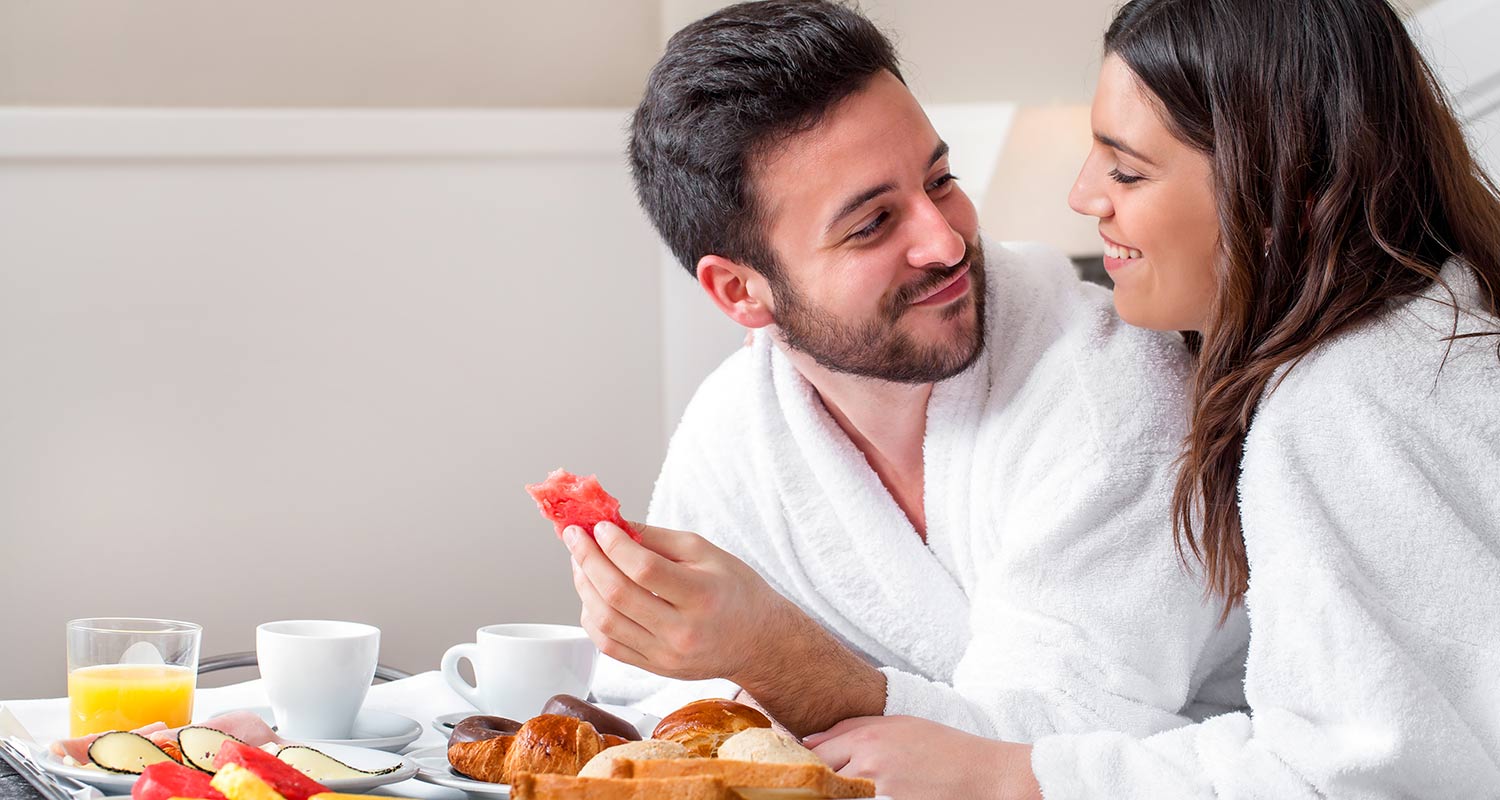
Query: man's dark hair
629 0 903 279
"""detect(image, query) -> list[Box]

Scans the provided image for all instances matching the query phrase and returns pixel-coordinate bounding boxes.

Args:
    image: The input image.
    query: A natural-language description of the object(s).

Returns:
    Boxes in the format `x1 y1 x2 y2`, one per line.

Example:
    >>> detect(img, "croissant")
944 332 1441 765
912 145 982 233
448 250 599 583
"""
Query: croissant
649 699 772 758
448 714 605 784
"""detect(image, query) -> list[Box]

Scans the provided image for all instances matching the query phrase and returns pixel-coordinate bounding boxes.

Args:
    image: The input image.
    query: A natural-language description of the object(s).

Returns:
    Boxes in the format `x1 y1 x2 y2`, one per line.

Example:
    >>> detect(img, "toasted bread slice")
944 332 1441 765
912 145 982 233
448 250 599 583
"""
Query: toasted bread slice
607 759 874 798
511 773 728 800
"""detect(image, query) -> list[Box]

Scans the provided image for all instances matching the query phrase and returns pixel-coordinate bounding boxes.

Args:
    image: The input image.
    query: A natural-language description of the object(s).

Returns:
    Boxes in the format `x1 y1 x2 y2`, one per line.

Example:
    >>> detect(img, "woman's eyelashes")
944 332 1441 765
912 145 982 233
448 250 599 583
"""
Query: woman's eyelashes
928 173 959 192
1108 167 1145 185
848 174 960 242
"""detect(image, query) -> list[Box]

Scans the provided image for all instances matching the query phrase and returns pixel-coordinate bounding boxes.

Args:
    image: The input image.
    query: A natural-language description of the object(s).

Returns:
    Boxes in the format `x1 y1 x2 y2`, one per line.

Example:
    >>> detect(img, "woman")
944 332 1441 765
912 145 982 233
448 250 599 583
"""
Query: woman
807 0 1500 796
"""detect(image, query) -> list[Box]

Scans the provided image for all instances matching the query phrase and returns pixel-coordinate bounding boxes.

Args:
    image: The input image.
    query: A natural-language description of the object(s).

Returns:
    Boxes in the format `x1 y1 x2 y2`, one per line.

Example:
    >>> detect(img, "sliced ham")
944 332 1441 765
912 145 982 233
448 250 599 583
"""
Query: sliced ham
153 710 283 748
50 710 281 765
50 722 167 763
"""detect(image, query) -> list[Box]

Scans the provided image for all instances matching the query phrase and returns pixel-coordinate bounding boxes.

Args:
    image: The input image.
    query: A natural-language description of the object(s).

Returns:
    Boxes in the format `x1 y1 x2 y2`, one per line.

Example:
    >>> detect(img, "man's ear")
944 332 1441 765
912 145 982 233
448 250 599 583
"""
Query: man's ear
697 254 776 329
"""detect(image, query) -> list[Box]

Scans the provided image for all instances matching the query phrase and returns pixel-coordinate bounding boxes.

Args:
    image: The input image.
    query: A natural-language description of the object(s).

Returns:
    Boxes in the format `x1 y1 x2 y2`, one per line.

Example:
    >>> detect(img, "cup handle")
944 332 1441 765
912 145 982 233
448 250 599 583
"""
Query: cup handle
440 643 481 709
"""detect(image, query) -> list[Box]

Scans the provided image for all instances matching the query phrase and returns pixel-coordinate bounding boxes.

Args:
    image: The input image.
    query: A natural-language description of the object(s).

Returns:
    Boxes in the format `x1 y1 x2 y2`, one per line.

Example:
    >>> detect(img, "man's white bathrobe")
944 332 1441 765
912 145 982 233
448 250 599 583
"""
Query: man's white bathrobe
1033 262 1500 797
598 240 1248 740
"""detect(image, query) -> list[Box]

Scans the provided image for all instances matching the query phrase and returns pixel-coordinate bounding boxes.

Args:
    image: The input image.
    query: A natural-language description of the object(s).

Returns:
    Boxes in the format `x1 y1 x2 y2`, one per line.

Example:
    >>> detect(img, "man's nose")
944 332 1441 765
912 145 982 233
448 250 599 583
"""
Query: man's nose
906 196 966 269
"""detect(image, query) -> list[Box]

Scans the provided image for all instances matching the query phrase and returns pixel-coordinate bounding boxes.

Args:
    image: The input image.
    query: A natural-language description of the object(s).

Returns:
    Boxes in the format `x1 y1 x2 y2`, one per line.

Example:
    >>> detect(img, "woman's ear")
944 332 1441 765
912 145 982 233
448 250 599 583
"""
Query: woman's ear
697 254 776 329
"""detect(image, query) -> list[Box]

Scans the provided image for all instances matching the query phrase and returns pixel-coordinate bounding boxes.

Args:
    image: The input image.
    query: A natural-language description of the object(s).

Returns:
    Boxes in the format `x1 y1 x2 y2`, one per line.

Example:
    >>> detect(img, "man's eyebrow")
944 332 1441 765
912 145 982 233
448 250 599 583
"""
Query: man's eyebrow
824 140 952 236
1095 132 1157 167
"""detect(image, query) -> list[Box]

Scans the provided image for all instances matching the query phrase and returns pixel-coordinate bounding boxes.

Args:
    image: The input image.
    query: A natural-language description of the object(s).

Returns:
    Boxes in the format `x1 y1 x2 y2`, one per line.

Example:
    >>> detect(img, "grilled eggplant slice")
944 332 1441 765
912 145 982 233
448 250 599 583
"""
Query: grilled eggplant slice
274 745 399 779
87 731 175 775
177 726 247 773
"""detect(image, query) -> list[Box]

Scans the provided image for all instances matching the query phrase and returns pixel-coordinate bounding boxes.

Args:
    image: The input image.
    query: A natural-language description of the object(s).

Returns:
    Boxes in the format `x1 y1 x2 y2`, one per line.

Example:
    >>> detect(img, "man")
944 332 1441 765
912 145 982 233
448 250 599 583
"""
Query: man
561 0 1246 743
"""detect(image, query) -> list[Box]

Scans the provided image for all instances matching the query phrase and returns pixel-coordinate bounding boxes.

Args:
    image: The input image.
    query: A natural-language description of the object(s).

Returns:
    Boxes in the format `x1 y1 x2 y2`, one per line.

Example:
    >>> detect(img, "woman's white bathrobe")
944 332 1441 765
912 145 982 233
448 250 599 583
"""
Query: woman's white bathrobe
597 240 1248 740
1034 262 1500 797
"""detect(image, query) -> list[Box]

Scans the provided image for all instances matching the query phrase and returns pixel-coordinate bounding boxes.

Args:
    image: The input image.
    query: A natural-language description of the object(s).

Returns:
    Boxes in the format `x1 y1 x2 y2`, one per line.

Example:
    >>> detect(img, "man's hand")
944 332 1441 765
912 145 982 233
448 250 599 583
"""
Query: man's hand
806 716 1042 800
564 520 799 683
563 520 885 735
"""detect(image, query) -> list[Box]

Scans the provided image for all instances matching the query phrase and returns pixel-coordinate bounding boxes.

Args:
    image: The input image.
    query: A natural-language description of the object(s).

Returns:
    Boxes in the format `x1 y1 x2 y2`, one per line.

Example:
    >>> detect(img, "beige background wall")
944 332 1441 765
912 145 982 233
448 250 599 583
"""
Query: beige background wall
0 1 664 107
0 110 667 699
2 0 1132 109
0 0 1437 109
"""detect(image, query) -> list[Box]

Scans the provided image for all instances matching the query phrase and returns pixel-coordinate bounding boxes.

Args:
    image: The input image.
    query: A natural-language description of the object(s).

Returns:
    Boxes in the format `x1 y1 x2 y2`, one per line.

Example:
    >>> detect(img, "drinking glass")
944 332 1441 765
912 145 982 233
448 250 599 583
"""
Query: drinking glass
67 618 201 736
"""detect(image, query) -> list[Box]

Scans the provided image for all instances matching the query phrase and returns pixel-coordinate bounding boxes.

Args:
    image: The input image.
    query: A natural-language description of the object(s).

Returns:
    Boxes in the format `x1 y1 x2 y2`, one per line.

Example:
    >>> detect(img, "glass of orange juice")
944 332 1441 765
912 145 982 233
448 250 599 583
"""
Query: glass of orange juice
66 618 201 737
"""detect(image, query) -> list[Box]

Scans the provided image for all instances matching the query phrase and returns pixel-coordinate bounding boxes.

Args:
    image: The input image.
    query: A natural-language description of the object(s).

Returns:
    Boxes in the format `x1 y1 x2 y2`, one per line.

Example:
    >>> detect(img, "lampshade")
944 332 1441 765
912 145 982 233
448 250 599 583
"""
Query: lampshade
980 104 1100 257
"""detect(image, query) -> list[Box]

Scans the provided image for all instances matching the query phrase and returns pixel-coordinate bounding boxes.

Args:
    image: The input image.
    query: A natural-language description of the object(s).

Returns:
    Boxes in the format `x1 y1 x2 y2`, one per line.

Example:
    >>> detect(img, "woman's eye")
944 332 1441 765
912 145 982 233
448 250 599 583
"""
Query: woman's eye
850 212 888 240
1109 168 1144 185
928 173 959 192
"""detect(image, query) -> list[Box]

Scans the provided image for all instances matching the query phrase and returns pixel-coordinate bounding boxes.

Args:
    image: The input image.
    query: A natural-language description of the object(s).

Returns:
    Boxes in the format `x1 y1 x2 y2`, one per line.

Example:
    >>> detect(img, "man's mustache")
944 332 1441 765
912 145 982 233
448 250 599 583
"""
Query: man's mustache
889 248 976 311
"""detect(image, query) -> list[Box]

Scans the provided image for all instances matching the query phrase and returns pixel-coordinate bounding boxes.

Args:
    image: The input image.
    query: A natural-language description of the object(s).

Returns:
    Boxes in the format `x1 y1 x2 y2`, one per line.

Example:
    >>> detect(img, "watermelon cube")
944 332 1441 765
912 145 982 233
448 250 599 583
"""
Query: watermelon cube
525 469 639 542
132 761 228 800
212 741 328 800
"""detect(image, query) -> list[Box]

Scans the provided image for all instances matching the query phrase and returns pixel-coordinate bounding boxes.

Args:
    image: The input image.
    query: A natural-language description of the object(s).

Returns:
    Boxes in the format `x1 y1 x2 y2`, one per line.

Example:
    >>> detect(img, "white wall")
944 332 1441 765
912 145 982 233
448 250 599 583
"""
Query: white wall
1 0 1143 109
0 0 663 107
1412 0 1500 180
0 110 665 699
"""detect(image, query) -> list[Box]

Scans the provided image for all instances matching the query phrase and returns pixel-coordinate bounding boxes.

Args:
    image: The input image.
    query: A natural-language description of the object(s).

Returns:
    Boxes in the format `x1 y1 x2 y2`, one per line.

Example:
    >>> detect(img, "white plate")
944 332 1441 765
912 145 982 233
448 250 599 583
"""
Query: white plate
408 746 894 799
39 741 417 794
409 745 509 797
431 704 659 740
236 706 423 753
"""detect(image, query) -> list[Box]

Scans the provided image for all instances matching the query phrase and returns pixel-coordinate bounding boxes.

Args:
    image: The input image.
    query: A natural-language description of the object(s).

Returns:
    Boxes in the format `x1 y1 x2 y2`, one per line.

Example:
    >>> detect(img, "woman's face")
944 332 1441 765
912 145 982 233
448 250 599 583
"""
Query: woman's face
1069 55 1221 332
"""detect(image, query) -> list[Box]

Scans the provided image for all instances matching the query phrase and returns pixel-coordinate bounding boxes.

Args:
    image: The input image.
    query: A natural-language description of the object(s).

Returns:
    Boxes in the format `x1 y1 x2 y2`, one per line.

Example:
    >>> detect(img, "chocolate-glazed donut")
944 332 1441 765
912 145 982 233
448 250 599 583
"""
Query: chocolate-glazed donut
448 715 524 745
539 694 642 741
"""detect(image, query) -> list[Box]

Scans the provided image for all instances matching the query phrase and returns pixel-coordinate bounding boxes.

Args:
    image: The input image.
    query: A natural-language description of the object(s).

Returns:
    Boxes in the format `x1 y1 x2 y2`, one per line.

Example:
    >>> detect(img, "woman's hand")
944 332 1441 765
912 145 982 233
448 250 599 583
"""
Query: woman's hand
805 716 1042 800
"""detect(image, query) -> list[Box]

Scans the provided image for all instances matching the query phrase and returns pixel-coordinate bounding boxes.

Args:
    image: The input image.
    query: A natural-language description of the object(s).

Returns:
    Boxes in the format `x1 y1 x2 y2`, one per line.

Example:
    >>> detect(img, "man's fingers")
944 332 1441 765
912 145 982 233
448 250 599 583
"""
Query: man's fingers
628 522 711 563
572 556 657 664
593 521 698 606
565 525 674 629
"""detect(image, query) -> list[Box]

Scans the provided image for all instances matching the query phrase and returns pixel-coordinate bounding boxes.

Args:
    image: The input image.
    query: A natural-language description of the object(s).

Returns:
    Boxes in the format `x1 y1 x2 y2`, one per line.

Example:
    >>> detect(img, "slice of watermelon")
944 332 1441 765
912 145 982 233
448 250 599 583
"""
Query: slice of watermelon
211 741 328 800
525 469 639 542
132 761 227 800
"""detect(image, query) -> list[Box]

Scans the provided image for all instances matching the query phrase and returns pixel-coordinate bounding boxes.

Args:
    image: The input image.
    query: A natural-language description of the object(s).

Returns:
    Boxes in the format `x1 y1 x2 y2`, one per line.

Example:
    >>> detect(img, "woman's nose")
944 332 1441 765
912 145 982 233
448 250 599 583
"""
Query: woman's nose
1068 159 1113 219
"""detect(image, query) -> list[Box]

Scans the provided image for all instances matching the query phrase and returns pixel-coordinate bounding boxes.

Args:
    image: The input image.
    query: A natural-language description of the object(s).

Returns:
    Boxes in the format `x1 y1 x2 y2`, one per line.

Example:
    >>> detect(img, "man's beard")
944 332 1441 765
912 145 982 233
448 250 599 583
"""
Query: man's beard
769 240 987 384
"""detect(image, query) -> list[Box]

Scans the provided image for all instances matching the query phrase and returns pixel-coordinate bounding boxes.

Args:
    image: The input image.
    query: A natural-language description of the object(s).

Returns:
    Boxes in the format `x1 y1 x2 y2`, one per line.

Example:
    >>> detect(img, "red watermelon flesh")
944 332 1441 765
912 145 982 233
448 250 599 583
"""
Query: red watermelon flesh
132 761 227 800
525 469 639 541
212 740 328 800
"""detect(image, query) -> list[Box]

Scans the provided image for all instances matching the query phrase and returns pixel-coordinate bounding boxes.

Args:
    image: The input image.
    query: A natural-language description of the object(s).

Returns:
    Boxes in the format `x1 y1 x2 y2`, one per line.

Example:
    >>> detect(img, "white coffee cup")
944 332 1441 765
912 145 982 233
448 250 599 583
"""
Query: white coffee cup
441 624 597 720
256 620 380 739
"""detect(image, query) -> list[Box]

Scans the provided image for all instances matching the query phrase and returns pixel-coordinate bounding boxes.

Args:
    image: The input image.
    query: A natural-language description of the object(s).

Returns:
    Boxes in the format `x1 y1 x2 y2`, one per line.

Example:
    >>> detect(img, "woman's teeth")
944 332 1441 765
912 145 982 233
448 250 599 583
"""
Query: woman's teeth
1106 243 1143 260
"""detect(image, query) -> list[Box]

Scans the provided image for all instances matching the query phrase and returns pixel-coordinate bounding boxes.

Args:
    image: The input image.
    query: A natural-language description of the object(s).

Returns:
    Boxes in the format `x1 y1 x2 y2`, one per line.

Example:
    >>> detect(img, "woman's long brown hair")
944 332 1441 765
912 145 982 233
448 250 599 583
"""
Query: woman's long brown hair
1105 0 1500 616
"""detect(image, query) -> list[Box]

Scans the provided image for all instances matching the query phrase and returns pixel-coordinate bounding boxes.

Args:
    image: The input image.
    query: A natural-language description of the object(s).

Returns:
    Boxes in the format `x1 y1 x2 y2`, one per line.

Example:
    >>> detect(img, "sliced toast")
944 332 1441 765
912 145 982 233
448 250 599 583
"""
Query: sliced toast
510 774 727 800
608 759 874 798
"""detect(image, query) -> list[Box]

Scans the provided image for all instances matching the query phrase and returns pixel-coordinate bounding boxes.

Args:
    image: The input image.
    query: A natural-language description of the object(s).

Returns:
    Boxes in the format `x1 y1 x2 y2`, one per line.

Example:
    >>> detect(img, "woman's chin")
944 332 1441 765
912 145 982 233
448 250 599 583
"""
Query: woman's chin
1112 294 1201 333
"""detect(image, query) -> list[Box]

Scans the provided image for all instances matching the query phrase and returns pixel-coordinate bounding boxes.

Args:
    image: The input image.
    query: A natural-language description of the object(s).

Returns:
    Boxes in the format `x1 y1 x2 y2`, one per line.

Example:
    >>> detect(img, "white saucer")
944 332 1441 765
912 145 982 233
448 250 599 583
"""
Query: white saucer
409 745 509 797
39 741 417 794
431 703 659 739
239 706 423 753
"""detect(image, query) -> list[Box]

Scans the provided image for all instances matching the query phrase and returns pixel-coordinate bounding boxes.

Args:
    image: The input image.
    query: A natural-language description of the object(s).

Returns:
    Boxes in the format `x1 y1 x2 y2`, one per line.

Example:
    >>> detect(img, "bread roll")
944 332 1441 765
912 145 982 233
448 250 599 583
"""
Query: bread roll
578 740 693 778
715 728 823 766
650 699 772 759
